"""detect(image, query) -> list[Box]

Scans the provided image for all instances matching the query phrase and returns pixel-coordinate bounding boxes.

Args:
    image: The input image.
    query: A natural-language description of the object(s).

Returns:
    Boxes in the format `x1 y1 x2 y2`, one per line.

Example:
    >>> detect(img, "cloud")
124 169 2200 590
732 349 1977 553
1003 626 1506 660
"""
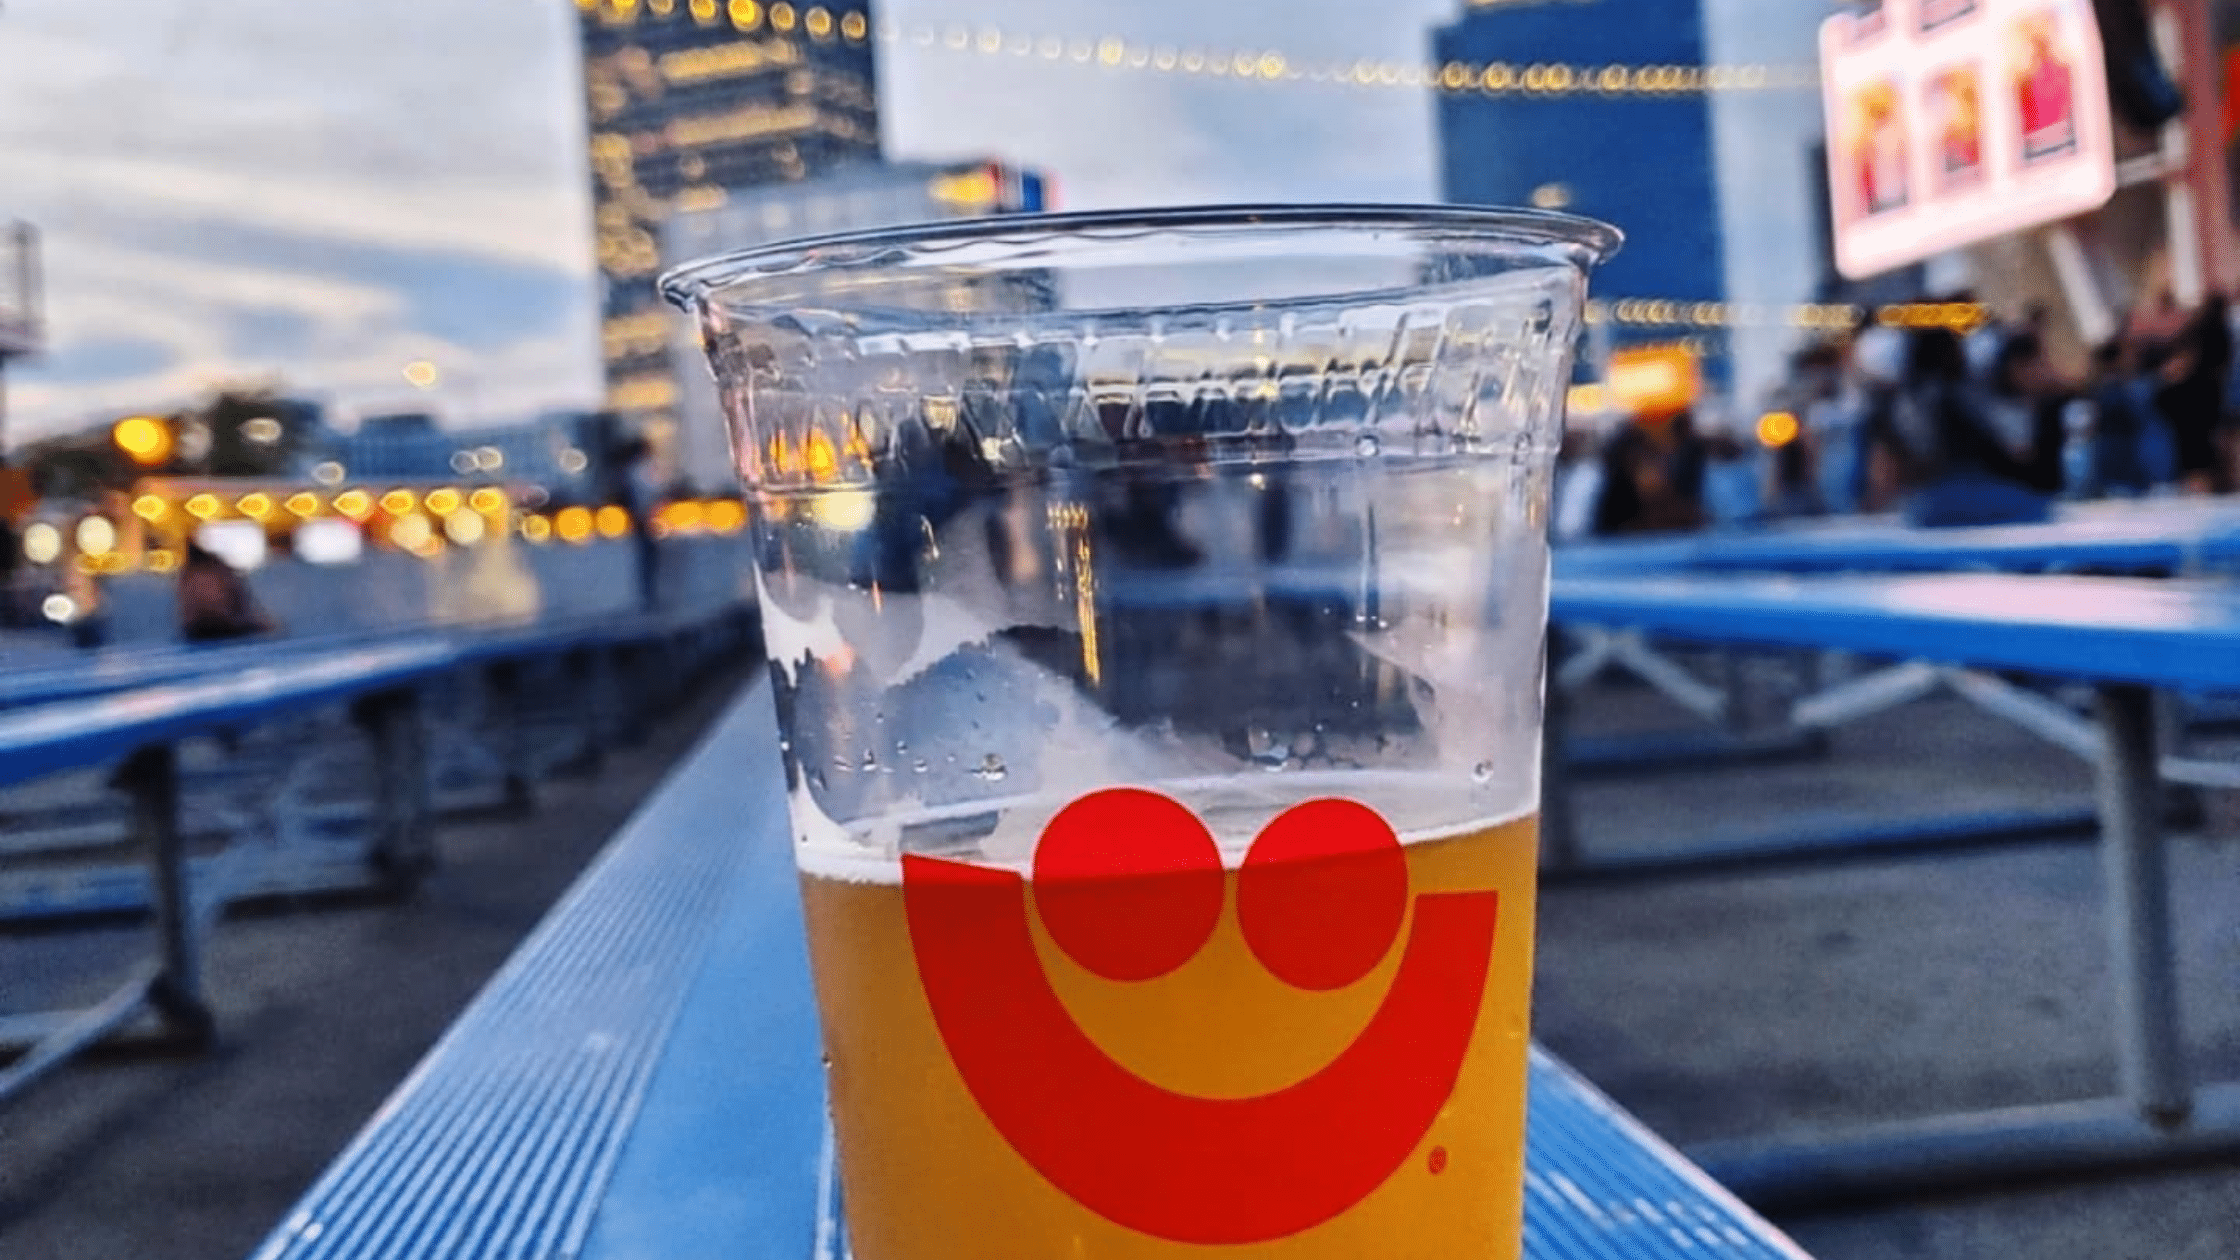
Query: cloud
2 0 1457 442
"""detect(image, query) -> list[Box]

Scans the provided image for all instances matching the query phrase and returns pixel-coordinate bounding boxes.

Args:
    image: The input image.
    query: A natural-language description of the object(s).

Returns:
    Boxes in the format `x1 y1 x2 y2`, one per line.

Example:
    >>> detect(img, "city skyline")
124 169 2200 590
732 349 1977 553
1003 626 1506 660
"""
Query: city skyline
0 0 1453 444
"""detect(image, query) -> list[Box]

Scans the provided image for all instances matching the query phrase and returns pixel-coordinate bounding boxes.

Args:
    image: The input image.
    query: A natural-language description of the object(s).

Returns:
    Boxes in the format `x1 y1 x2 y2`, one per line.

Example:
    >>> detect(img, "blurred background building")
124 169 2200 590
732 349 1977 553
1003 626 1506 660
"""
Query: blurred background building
1433 0 1843 409
658 157 1052 489
577 0 882 466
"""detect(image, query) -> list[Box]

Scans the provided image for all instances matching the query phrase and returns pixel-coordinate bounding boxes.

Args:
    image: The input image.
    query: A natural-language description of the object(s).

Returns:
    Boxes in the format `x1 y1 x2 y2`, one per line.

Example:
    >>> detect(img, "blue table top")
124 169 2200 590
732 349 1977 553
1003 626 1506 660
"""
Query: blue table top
1554 572 2240 691
1556 505 2240 578
0 640 458 788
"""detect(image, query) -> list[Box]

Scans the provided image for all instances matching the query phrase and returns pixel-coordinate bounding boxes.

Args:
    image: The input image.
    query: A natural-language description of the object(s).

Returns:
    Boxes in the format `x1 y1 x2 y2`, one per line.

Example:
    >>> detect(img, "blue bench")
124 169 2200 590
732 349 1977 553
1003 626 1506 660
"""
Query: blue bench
1548 571 2240 1203
0 602 758 1106
251 689 1814 1260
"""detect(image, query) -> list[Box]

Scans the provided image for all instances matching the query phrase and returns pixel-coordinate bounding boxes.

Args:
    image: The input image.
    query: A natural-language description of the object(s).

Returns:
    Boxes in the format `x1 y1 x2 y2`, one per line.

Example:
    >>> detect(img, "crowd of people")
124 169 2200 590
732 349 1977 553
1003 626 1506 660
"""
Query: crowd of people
1565 290 2240 536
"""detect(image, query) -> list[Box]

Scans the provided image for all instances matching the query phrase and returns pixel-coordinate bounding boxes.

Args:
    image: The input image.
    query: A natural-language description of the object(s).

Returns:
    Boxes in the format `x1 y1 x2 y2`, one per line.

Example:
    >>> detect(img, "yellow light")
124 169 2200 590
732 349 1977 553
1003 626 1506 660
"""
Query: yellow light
1567 383 1608 416
424 487 465 516
22 522 62 565
659 499 707 533
286 492 321 518
728 0 760 29
402 360 441 389
112 416 175 466
388 513 434 551
522 514 555 543
769 1 795 30
1605 344 1701 418
809 488 876 532
236 493 276 521
840 10 865 38
556 506 595 543
334 490 375 521
443 509 487 546
805 6 832 37
804 430 839 482
380 489 418 516
185 494 223 520
707 500 747 534
595 505 632 539
1757 411 1801 448
132 495 168 522
690 0 717 20
469 487 507 515
145 550 180 574
75 516 118 557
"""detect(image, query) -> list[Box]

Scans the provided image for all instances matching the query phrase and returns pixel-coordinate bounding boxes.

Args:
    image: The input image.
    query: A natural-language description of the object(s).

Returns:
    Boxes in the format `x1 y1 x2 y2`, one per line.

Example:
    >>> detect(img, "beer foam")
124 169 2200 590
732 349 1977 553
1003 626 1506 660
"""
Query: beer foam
791 770 1535 885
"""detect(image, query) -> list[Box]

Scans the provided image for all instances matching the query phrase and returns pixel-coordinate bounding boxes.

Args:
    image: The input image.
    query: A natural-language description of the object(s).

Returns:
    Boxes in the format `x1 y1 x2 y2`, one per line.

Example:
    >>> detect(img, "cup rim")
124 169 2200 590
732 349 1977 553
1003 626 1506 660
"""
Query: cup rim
657 202 1621 307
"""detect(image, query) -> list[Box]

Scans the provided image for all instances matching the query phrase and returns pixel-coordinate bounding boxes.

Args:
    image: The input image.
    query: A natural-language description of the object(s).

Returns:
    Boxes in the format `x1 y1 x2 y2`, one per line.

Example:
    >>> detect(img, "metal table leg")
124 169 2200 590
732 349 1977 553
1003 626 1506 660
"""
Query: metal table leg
355 688 435 893
116 743 214 1046
484 659 537 815
2093 682 2192 1126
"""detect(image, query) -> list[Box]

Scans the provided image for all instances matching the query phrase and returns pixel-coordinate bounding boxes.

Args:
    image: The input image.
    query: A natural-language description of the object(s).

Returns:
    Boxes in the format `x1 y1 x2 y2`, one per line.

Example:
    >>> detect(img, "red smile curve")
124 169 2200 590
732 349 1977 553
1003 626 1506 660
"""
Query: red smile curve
902 854 1499 1245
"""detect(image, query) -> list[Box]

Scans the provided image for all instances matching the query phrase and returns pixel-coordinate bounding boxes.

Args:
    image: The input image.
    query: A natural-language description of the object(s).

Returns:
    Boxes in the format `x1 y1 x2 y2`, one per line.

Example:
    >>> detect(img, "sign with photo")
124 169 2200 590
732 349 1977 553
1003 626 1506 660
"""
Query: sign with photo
1821 0 2116 278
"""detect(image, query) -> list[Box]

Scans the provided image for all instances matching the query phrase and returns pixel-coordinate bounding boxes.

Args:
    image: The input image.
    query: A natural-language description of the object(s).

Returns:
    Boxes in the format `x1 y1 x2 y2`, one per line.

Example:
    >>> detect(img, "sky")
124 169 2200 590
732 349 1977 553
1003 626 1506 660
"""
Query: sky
0 0 1460 443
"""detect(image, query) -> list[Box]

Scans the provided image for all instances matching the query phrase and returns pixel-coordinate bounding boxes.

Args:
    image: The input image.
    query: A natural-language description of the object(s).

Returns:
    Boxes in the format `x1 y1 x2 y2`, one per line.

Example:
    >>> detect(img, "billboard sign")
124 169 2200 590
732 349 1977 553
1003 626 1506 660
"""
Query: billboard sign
1822 0 2117 278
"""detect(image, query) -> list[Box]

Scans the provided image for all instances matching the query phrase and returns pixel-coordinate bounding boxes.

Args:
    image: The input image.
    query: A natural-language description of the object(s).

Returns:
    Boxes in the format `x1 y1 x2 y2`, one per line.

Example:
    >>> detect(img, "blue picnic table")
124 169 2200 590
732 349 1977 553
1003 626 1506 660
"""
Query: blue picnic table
1547 570 2240 1203
0 602 757 1107
251 691 1813 1260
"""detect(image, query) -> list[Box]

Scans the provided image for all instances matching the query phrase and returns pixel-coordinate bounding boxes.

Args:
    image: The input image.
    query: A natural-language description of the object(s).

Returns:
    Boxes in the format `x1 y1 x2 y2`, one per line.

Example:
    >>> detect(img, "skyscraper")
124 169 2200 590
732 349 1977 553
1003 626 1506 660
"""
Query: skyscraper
1432 0 1837 407
577 0 880 450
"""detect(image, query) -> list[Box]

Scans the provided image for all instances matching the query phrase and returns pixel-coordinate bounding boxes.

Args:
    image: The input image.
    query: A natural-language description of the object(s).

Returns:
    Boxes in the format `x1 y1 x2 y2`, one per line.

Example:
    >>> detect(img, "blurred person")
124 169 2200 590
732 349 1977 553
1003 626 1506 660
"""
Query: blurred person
2087 339 2158 496
1986 331 2071 494
1592 415 1705 535
1898 326 2052 526
2152 291 2231 493
178 541 276 643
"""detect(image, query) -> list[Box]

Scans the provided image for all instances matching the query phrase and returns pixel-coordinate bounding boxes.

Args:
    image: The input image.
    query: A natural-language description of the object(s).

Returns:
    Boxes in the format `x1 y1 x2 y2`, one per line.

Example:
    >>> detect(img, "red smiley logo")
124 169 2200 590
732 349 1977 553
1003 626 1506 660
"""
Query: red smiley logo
901 788 1501 1245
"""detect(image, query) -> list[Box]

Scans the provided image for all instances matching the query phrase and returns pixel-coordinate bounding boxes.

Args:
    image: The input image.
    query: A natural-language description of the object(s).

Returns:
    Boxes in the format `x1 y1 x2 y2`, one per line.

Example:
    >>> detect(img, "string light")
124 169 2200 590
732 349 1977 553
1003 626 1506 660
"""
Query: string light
1587 300 1985 333
575 2 1815 96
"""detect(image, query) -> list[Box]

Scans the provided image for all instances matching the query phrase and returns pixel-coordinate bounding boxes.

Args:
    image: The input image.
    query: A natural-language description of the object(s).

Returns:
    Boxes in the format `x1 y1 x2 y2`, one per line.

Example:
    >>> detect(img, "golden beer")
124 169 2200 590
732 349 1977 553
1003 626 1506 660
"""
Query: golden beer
799 807 1539 1260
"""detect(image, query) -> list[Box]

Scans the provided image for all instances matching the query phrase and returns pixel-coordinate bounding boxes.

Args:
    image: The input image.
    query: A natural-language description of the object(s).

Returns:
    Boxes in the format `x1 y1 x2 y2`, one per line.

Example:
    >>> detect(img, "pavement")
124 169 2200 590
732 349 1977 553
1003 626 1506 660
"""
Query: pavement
3 658 2238 1258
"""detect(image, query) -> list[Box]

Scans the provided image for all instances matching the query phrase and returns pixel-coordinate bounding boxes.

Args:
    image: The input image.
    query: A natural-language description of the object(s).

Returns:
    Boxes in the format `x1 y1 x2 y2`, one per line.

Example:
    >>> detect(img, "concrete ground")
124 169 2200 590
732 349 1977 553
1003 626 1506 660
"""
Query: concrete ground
4 662 2238 1258
0 666 752 1260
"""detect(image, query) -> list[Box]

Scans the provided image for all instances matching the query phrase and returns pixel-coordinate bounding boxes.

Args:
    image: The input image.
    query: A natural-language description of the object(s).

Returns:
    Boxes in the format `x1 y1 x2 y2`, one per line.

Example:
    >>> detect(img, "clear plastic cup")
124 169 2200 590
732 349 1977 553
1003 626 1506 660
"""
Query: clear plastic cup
663 205 1616 1260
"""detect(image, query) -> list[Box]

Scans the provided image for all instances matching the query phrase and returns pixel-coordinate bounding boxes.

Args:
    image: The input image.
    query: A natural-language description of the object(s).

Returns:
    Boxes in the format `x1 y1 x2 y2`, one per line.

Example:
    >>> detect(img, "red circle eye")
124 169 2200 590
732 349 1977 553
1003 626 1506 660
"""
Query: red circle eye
1033 788 1225 982
1238 799 1408 991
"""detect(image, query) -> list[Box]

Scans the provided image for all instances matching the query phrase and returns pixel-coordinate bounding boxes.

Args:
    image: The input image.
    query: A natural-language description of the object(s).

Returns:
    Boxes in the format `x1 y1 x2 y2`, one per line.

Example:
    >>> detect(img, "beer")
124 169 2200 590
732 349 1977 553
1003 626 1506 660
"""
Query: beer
798 795 1539 1260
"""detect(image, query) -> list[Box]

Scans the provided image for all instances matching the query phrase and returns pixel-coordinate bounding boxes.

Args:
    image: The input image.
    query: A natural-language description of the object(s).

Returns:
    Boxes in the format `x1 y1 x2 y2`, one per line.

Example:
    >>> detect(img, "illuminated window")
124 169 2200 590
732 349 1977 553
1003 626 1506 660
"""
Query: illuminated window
595 505 632 538
770 2 796 31
690 0 717 21
840 10 865 39
805 6 832 38
729 0 761 30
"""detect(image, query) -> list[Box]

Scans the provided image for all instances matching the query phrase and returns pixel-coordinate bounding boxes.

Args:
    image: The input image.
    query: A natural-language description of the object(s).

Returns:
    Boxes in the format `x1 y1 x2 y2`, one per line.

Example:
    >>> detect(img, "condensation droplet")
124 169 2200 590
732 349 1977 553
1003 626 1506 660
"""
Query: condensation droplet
861 751 879 771
913 758 930 773
809 770 828 792
1355 435 1381 457
975 754 1009 782
1472 761 1494 784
